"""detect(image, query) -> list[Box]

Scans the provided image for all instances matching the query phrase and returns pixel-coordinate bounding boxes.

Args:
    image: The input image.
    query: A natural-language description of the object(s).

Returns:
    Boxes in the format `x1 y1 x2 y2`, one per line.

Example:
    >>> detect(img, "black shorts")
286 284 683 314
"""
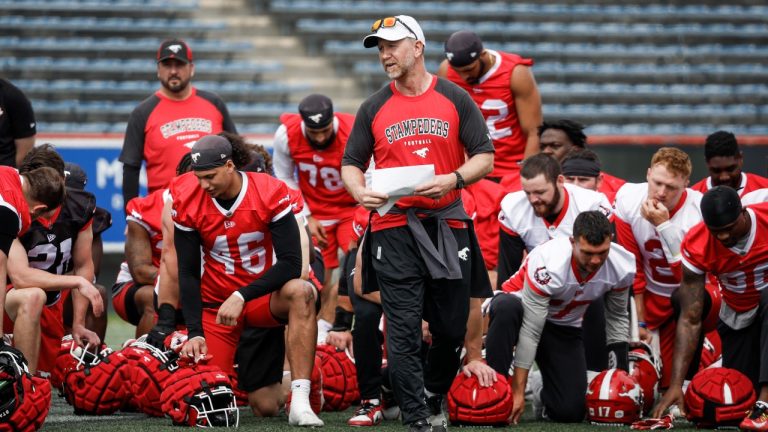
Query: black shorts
234 325 286 392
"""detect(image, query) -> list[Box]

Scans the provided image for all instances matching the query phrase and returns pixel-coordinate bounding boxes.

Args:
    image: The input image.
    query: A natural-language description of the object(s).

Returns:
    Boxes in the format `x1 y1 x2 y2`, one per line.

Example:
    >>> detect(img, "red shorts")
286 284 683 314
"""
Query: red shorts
3 288 64 377
318 216 355 270
202 293 283 375
645 283 721 388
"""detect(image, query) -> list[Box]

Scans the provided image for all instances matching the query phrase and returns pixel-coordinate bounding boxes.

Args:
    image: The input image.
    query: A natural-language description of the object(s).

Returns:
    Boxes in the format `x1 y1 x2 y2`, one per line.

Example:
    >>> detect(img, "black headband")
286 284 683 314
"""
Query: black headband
561 158 601 177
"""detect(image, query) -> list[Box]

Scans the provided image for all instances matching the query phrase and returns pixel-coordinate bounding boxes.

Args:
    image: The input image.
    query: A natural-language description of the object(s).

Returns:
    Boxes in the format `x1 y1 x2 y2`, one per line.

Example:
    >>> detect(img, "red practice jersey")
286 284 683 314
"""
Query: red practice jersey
445 50 534 178
171 171 294 304
691 172 768 198
273 113 358 221
682 203 768 315
0 166 30 236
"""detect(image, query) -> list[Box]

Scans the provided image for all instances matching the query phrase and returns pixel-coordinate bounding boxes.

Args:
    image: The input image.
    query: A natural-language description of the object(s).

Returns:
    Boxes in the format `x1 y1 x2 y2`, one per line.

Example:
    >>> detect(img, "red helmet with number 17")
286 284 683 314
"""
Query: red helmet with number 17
586 368 643 425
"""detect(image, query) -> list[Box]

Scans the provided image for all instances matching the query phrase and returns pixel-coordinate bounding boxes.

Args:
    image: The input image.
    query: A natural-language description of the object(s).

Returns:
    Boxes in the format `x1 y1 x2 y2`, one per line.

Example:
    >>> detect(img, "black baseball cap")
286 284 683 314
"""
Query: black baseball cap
444 30 484 67
190 135 232 171
299 94 334 129
157 38 193 63
701 186 742 228
64 162 87 190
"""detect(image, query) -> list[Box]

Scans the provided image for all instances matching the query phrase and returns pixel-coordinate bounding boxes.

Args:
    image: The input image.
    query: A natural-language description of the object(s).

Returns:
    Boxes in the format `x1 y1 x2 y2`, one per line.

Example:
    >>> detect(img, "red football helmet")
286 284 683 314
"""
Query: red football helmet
50 334 77 393
586 368 643 425
315 344 358 411
628 342 661 415
120 338 181 417
0 350 52 432
60 341 131 415
447 371 513 425
684 367 756 428
160 360 239 427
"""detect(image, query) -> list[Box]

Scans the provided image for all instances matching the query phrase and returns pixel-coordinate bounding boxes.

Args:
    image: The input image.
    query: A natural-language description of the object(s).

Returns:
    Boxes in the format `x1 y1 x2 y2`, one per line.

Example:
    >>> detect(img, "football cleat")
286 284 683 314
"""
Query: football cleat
347 400 383 427
740 401 768 431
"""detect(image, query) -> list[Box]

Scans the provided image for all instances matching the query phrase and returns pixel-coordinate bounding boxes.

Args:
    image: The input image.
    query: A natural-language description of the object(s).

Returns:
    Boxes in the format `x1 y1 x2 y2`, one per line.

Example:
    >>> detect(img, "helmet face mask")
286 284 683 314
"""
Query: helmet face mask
188 385 239 427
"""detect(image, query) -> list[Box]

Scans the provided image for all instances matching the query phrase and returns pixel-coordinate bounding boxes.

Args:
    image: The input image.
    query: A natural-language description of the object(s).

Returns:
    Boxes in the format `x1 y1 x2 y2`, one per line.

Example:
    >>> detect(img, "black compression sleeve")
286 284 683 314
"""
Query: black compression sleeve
238 214 302 301
174 227 204 339
496 230 526 290
122 164 141 211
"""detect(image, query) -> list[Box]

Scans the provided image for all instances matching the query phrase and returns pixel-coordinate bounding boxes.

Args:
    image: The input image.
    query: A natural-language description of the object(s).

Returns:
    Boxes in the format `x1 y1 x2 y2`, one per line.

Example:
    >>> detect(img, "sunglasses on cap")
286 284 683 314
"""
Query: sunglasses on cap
371 16 417 39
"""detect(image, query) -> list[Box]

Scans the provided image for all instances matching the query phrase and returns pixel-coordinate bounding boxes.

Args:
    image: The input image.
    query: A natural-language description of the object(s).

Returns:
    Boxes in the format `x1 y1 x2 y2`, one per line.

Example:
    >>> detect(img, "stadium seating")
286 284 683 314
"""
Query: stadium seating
266 0 768 136
0 0 303 134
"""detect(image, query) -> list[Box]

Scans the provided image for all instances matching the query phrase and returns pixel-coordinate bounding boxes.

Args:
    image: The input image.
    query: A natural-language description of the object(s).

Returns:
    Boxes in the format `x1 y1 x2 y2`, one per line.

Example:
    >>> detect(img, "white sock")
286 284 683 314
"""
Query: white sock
318 319 333 332
291 379 312 409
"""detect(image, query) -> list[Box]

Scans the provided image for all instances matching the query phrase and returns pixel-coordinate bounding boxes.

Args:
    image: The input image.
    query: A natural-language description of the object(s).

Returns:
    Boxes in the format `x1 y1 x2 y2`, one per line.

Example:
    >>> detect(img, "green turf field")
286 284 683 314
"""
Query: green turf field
39 314 699 431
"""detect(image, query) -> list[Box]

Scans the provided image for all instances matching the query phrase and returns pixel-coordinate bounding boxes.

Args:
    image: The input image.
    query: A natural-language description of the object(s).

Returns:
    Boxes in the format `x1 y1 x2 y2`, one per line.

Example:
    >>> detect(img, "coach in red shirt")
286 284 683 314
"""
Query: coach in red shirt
120 38 237 208
342 15 494 432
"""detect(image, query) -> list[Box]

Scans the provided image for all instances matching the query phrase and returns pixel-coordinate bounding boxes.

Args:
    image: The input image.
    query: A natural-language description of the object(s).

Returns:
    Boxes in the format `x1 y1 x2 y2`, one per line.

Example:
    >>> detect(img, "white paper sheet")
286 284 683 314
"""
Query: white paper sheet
370 164 435 216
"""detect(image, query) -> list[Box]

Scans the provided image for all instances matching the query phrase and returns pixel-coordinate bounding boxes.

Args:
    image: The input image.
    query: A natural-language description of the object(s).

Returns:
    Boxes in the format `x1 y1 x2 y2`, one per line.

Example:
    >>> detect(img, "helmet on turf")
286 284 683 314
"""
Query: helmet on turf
684 367 756 428
61 341 131 415
586 368 643 425
0 350 52 431
160 360 239 427
447 371 513 425
315 344 357 411
121 337 180 417
628 342 661 415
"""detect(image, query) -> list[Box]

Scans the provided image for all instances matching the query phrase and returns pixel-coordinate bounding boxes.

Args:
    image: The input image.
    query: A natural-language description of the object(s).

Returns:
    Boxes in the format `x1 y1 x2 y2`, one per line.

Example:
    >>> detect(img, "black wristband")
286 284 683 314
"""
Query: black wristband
331 306 354 332
453 171 465 190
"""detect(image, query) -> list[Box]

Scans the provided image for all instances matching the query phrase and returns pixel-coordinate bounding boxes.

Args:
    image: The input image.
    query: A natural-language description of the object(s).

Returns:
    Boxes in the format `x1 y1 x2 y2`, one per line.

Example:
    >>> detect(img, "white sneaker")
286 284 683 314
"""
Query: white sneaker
525 369 543 402
288 406 324 427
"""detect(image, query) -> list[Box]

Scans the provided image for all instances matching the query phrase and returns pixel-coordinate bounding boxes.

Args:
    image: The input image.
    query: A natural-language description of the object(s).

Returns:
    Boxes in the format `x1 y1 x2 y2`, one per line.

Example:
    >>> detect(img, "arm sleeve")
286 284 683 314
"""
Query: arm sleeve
604 286 631 346
272 124 299 190
237 212 302 301
174 227 204 339
513 280 550 370
122 164 141 211
497 230 526 290
342 104 375 171
3 82 36 139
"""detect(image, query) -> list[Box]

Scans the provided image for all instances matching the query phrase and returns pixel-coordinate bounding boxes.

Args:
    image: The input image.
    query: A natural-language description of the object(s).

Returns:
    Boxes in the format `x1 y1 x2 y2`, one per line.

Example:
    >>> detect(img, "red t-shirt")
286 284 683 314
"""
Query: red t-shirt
171 171 293 303
445 50 534 178
691 172 768 198
342 76 494 231
278 112 358 220
120 87 236 193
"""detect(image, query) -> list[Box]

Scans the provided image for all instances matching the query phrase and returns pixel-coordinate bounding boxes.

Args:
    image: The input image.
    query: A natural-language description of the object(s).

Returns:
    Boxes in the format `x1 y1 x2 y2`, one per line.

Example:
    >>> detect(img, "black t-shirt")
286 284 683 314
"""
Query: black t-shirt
0 79 36 167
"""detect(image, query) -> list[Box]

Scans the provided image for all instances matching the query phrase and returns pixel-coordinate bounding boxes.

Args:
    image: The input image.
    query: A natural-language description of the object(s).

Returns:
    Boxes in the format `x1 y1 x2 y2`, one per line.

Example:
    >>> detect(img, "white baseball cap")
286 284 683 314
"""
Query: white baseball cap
363 15 425 48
